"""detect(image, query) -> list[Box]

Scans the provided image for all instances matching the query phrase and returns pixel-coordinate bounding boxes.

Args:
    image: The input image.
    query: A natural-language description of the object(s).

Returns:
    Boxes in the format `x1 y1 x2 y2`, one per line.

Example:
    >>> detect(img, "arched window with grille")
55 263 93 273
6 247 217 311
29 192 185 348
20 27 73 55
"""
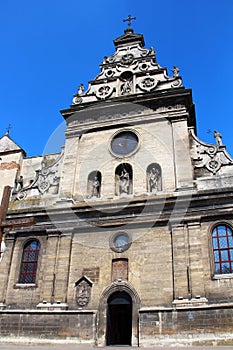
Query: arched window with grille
212 224 233 275
19 240 41 283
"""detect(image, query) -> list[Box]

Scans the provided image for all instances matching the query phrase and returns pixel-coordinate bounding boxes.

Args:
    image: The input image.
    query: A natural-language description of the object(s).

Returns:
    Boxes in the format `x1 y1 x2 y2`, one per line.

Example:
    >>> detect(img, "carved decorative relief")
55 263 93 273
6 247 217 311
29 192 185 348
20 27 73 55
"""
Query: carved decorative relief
138 77 157 92
15 152 63 200
190 129 233 175
121 81 132 95
75 276 93 308
121 53 134 65
95 85 114 100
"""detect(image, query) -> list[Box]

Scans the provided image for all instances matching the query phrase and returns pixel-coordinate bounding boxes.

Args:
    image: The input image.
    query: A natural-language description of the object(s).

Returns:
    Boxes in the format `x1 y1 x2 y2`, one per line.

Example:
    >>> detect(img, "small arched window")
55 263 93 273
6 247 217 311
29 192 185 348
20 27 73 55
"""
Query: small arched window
212 225 233 275
19 240 41 283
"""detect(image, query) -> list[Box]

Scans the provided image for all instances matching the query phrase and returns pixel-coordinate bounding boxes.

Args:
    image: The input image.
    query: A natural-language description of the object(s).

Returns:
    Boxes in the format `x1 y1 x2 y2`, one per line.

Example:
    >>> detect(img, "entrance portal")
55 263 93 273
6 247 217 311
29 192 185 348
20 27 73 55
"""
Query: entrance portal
107 291 132 345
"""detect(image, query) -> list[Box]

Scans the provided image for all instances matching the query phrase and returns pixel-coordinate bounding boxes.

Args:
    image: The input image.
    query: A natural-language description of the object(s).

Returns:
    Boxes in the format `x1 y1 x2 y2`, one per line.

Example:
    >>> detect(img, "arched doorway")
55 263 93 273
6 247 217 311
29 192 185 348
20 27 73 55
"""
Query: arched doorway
106 291 132 345
96 282 140 347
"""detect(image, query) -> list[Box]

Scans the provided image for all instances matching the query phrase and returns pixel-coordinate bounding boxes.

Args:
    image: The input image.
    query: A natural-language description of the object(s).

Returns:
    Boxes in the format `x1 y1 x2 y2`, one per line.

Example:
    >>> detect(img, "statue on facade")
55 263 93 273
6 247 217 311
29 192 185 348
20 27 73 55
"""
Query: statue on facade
78 83 84 95
119 168 130 194
14 175 23 193
214 130 222 146
0 237 6 262
172 66 179 77
91 176 100 197
149 167 160 192
121 80 132 95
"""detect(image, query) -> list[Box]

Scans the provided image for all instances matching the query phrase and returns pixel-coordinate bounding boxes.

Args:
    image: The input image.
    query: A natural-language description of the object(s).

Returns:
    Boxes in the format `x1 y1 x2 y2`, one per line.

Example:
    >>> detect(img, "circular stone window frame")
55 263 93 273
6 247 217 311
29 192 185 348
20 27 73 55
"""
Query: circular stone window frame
109 129 140 158
109 231 132 253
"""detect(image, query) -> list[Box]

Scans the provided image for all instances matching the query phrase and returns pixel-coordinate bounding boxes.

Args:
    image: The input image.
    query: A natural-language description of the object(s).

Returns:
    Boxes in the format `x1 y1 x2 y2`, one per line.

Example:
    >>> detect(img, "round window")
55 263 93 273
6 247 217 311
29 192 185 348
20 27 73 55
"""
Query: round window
110 232 131 253
111 130 139 157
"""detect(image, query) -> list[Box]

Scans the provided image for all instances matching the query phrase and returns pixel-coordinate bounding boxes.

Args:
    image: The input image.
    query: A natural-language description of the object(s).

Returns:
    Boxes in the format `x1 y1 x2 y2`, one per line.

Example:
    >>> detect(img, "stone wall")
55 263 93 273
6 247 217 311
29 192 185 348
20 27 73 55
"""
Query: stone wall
139 306 233 345
1 307 233 345
0 311 95 341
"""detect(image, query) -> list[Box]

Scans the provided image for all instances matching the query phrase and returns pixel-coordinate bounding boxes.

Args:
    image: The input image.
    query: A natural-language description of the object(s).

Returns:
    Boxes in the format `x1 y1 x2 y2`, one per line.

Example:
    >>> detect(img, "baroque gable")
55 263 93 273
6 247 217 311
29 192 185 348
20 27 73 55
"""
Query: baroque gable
72 28 182 106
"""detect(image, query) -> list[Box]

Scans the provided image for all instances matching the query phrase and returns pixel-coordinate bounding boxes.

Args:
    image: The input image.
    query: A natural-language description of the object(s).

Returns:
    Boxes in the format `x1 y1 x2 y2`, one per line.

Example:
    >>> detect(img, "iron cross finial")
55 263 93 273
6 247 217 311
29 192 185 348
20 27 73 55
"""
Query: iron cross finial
6 124 12 135
123 15 136 28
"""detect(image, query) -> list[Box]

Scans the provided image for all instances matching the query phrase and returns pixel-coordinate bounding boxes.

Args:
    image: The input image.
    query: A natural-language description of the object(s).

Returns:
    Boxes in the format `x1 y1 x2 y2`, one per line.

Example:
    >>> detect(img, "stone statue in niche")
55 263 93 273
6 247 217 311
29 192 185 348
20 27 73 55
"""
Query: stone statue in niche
115 164 132 196
87 171 101 198
91 176 100 197
147 165 162 193
149 167 160 192
76 280 91 307
214 130 222 146
121 80 132 95
119 168 130 194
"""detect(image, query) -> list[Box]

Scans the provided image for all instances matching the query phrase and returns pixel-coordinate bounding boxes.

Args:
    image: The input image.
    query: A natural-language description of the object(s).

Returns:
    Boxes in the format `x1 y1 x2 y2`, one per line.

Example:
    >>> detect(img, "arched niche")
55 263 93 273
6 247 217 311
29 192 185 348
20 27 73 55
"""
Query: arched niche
87 170 102 198
115 163 133 196
146 163 162 193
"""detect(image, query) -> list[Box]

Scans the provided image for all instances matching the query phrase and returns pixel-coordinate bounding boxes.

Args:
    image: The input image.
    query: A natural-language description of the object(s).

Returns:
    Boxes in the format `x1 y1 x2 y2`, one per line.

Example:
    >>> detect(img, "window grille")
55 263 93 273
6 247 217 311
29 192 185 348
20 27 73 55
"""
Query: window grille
212 225 233 274
19 240 40 283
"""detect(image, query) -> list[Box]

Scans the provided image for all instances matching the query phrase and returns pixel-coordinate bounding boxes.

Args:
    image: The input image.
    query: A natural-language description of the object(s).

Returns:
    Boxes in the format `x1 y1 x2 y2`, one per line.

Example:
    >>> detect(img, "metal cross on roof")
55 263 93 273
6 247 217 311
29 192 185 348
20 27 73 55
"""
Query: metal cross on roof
6 124 12 134
123 15 136 28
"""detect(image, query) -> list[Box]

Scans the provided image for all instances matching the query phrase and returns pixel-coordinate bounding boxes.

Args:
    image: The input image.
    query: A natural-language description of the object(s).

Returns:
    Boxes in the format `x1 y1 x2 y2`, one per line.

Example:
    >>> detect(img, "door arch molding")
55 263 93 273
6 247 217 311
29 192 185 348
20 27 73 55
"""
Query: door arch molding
96 281 140 347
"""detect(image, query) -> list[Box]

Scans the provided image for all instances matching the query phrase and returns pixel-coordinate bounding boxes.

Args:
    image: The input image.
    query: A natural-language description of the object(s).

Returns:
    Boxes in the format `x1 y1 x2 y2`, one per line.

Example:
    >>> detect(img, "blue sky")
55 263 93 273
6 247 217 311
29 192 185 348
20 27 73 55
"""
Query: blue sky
1 0 233 157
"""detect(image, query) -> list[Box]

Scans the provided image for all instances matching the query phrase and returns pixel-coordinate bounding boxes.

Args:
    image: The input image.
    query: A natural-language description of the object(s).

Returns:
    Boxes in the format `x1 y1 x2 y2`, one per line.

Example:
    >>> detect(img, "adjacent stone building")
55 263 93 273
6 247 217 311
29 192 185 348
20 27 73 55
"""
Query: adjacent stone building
1 26 233 346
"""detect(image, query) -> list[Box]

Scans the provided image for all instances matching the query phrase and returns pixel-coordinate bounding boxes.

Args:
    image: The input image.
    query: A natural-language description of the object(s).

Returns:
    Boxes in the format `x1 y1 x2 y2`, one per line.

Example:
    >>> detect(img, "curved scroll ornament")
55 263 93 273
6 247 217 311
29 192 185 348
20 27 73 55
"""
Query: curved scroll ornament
72 96 83 105
171 79 182 88
138 77 157 92
194 145 222 175
95 85 114 100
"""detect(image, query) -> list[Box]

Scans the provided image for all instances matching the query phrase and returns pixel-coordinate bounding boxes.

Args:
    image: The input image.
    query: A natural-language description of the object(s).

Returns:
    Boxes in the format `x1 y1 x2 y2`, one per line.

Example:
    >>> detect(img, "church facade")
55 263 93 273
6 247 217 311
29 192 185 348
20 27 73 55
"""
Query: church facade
1 27 233 346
